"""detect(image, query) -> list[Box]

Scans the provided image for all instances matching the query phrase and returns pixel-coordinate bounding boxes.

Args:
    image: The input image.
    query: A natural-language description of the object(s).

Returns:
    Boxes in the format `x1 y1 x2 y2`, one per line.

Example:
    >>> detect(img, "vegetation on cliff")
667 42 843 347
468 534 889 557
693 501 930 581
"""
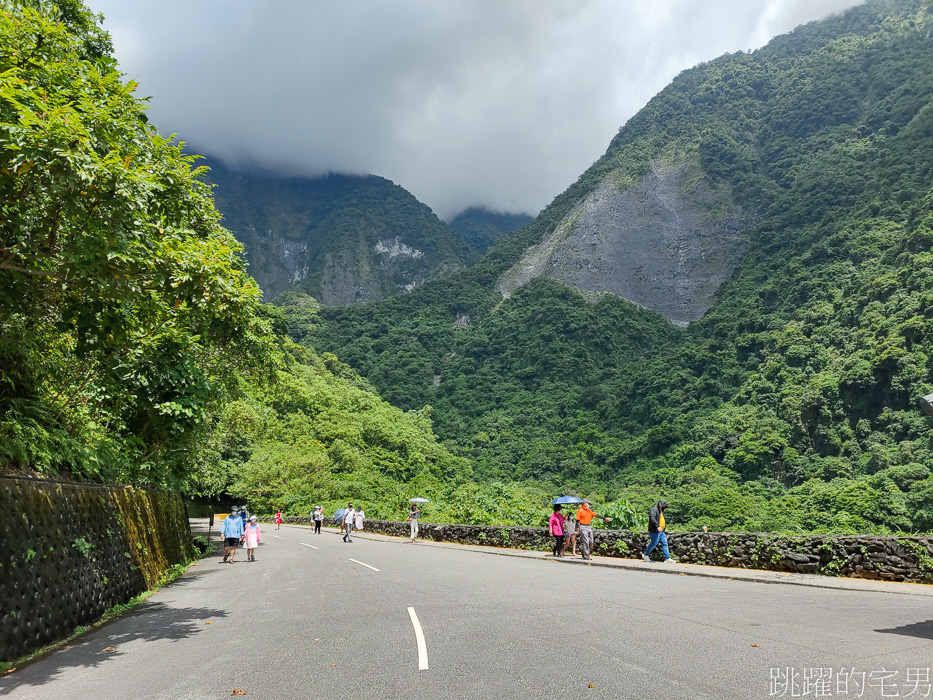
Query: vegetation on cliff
205 160 476 304
305 0 933 534
0 0 277 483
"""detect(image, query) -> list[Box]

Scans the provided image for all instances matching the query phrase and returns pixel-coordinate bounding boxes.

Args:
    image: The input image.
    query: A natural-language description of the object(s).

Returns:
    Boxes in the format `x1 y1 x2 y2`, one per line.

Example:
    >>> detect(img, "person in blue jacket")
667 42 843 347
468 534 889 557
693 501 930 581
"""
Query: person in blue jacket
221 507 245 564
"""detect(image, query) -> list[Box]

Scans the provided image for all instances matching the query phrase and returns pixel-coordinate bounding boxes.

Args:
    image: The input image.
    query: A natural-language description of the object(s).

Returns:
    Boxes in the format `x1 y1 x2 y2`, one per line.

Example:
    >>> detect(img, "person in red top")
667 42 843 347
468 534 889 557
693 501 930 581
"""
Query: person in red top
274 510 282 530
548 505 566 557
575 499 610 560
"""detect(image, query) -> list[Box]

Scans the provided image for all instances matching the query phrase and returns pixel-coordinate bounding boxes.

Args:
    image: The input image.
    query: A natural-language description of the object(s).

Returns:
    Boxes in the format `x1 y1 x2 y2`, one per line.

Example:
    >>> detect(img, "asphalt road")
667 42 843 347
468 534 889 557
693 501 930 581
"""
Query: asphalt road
4 524 933 699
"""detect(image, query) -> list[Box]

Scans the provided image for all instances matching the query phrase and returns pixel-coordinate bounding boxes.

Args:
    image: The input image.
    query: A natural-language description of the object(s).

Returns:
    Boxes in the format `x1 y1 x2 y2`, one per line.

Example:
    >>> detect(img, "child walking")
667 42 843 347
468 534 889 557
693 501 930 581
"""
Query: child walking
244 516 261 562
274 510 282 530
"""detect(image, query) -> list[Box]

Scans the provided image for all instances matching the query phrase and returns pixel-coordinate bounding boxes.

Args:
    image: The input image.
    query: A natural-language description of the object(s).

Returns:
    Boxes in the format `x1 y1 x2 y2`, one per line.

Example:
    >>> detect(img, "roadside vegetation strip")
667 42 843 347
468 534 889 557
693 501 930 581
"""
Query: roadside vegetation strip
299 542 318 550
407 607 429 671
349 558 380 571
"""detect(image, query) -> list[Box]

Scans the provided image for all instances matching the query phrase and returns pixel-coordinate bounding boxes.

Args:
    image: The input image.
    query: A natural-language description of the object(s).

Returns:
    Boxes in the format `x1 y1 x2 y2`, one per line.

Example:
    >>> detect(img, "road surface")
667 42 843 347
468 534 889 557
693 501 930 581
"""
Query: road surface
3 523 933 699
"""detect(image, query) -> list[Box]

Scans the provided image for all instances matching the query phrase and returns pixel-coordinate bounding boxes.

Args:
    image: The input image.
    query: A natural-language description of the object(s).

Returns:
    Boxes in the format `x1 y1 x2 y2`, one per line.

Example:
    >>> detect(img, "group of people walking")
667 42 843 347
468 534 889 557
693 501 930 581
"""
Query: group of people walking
338 504 365 542
548 499 609 560
219 506 262 563
221 497 677 565
549 499 677 563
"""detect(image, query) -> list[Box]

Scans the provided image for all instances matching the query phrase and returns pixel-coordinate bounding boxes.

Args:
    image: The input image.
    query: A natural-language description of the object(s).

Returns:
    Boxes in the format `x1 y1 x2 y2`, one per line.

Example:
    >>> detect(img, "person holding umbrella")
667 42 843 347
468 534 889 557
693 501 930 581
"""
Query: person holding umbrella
551 496 582 557
548 504 566 557
408 498 428 542
575 499 610 561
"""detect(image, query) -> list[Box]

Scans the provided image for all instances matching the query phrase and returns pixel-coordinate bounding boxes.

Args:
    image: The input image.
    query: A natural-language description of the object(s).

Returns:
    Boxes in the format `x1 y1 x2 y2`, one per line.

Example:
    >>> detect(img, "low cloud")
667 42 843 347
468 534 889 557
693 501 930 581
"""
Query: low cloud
88 0 863 219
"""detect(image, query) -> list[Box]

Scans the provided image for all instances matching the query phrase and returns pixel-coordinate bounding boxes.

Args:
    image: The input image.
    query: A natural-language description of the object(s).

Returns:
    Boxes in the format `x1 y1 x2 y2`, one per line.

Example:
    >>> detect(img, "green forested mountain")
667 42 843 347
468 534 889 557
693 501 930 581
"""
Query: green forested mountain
448 207 533 254
205 160 476 304
195 299 558 525
302 0 933 534
0 0 556 527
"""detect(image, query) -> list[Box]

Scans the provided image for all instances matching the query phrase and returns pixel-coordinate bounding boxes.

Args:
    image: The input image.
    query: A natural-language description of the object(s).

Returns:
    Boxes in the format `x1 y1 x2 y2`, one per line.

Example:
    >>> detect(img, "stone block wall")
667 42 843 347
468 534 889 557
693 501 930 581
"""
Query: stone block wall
0 476 195 662
266 516 933 584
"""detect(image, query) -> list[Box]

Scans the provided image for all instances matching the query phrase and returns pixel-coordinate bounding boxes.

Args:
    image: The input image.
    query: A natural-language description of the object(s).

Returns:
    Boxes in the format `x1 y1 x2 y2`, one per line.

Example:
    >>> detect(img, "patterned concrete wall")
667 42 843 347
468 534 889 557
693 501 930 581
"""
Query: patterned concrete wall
0 477 195 662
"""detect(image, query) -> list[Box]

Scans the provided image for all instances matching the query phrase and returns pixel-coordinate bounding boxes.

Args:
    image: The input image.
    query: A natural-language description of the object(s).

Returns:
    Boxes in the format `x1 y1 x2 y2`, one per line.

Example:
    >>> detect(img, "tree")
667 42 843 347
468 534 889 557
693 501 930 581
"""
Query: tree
0 0 277 482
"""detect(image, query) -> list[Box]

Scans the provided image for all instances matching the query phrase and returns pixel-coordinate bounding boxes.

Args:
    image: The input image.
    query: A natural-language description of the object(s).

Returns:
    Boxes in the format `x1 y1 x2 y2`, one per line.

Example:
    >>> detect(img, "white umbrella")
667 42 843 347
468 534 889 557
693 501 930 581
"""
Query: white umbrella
409 497 430 503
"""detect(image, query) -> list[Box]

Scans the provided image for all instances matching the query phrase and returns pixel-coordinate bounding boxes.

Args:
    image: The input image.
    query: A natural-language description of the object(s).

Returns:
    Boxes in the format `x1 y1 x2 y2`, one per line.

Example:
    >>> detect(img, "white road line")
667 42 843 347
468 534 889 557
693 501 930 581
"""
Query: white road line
407 607 429 671
272 535 282 539
300 542 318 550
349 558 379 572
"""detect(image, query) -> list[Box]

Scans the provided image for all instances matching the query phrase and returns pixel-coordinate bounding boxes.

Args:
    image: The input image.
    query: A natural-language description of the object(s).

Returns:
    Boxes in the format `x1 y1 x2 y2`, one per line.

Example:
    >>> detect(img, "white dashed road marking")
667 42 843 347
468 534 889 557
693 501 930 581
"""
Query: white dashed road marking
407 607 429 671
300 542 318 550
272 535 282 539
349 558 379 571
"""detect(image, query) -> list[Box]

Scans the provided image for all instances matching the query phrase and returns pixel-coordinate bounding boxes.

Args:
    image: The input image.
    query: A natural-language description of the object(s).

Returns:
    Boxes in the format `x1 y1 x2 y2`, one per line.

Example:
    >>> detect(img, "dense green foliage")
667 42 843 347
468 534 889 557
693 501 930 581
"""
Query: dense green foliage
195 320 640 528
447 207 533 254
206 160 476 304
304 0 933 534
0 1 276 483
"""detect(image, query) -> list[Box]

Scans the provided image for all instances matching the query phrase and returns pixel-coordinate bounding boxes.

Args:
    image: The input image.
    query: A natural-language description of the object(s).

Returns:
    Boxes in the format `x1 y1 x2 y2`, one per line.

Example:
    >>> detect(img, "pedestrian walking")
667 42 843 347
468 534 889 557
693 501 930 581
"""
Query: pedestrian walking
562 510 578 556
549 504 565 557
220 507 244 564
355 506 365 532
574 499 610 560
274 510 282 530
313 505 323 534
244 516 261 562
643 499 677 563
336 507 346 534
407 505 420 542
343 503 355 542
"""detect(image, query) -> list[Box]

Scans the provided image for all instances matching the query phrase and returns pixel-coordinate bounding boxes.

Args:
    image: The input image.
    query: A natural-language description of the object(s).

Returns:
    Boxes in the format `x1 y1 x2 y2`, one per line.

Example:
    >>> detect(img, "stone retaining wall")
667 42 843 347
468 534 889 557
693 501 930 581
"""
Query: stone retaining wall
0 477 195 662
266 515 933 583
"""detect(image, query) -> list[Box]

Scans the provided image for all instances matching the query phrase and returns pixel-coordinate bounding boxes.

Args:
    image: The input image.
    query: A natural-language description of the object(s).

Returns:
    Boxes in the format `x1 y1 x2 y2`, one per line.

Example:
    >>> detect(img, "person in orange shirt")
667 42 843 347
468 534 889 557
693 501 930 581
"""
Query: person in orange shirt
575 499 610 560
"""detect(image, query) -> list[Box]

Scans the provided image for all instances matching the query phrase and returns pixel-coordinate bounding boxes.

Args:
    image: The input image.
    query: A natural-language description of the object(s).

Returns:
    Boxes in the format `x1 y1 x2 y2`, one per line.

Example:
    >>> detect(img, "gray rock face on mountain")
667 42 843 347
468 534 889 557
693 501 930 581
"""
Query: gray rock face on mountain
204 162 474 305
496 160 749 325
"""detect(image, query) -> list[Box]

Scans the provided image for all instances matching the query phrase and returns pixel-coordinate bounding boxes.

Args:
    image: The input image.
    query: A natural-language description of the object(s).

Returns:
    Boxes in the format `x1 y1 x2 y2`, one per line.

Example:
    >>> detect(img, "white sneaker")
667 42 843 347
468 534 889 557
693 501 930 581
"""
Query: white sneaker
663 558 678 563
642 554 651 562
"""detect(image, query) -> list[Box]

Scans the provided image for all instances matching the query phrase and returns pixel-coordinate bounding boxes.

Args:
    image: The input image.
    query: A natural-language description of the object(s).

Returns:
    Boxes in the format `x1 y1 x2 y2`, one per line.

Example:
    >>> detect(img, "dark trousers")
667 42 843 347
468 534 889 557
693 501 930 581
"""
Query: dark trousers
552 534 565 556
314 520 321 534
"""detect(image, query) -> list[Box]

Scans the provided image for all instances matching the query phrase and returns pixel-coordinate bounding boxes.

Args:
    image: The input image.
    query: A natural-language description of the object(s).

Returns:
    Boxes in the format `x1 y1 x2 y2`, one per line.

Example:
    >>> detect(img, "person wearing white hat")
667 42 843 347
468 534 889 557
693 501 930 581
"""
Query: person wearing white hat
243 515 261 562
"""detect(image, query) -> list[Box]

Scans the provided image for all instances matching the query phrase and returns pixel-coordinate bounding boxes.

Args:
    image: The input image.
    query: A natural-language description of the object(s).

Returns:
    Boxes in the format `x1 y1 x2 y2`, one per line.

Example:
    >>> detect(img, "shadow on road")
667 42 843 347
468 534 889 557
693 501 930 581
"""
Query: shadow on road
0 602 229 696
875 620 933 640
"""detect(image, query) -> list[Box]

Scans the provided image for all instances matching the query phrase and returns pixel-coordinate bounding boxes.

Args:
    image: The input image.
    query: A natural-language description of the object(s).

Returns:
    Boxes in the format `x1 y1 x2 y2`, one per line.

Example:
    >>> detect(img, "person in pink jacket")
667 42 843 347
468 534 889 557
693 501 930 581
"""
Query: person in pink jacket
548 505 565 558
244 516 261 562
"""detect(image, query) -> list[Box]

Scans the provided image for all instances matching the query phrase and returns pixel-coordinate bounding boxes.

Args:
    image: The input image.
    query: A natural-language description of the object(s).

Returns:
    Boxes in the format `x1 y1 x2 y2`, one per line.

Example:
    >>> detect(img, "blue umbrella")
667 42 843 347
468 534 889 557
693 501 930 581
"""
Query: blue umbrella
551 496 583 505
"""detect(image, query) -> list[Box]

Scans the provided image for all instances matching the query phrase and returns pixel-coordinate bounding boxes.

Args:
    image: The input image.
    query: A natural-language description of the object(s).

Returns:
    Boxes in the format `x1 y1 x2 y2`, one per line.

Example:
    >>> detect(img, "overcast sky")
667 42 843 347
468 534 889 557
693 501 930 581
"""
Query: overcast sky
86 0 862 220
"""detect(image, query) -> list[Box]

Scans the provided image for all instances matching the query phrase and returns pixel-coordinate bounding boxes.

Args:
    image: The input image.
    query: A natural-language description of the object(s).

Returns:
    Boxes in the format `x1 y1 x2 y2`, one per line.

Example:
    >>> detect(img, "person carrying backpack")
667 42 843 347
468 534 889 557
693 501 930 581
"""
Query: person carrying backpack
643 499 677 563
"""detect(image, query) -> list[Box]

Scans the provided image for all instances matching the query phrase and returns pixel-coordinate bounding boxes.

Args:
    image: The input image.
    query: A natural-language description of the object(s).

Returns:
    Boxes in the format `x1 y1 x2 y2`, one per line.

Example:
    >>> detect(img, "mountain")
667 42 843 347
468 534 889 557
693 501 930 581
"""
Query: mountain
448 207 534 254
295 0 933 534
204 161 476 304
